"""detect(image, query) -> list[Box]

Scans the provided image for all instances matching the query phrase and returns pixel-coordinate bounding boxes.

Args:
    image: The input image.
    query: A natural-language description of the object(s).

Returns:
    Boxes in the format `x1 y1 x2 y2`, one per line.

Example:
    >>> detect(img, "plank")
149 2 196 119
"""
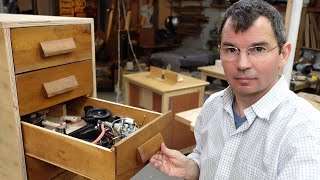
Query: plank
305 13 310 48
297 92 320 110
0 28 27 180
284 0 293 37
130 0 139 29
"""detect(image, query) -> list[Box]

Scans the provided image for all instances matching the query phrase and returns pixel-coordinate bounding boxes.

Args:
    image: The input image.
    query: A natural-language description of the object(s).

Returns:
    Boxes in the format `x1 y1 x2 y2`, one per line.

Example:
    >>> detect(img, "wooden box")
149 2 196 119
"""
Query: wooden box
0 14 173 180
123 68 209 150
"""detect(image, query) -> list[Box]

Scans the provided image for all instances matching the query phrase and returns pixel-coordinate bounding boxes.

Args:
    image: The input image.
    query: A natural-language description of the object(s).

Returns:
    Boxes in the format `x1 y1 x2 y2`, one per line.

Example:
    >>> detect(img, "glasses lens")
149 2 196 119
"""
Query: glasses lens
247 46 268 58
220 46 238 61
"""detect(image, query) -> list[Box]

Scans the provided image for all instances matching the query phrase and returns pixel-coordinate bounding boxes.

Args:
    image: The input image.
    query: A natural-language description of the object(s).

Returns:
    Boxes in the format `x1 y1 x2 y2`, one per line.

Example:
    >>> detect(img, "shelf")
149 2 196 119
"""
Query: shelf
301 47 320 52
305 8 320 12
210 4 286 11
210 4 230 9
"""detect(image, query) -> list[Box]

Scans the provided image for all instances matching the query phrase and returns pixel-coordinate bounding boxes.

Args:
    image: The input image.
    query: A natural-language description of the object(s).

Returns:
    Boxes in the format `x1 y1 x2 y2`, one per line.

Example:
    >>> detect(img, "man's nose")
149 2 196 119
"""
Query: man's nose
236 50 251 70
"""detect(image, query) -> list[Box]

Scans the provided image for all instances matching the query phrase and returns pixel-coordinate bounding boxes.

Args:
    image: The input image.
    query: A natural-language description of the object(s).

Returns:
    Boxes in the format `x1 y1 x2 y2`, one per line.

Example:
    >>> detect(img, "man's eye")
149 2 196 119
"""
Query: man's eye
227 47 238 53
253 46 267 52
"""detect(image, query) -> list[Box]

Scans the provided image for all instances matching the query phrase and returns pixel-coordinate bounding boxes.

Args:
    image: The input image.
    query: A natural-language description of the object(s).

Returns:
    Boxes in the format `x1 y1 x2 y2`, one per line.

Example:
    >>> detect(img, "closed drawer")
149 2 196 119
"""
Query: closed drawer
16 60 93 116
21 96 173 180
11 24 92 74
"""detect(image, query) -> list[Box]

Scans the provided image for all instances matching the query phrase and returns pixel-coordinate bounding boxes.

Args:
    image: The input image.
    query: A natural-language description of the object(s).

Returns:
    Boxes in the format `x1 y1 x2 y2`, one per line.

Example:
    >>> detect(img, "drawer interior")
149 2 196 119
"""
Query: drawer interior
21 96 173 179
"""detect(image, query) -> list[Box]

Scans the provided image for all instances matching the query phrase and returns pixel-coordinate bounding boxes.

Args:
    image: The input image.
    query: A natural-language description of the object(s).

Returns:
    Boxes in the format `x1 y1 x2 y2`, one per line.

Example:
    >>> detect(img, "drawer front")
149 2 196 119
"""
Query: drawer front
16 60 93 116
22 97 171 180
11 24 92 74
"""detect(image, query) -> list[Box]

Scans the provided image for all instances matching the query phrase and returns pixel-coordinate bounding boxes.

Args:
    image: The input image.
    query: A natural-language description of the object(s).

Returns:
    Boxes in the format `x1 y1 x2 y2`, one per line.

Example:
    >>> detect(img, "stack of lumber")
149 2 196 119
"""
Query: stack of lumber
303 12 320 49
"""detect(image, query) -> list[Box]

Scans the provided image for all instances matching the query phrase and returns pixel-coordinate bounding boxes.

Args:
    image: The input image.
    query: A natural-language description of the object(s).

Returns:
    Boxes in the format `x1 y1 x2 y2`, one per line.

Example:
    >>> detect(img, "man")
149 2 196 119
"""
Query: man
150 0 320 179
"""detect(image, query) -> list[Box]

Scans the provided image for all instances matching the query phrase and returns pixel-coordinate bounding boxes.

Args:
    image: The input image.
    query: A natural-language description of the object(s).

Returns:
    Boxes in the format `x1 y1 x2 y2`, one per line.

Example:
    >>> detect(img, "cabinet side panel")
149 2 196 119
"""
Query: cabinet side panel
0 28 27 179
170 92 199 151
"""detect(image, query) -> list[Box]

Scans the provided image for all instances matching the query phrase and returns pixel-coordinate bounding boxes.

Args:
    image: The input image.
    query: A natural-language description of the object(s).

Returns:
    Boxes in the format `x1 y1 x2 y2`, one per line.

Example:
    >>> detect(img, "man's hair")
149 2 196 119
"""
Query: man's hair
218 0 286 47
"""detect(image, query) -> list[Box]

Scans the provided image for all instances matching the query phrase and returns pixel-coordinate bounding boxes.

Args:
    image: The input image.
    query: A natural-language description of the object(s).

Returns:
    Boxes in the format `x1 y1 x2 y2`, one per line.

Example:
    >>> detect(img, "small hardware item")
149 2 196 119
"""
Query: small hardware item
105 116 139 140
42 120 67 134
82 106 112 123
21 112 46 126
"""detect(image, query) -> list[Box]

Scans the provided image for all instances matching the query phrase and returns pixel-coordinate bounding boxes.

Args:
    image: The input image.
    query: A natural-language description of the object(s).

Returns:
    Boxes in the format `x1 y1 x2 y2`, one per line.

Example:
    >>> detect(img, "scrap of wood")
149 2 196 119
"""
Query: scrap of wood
105 0 115 44
149 66 164 79
124 10 132 30
43 75 78 98
137 133 164 163
40 38 76 57
164 70 183 83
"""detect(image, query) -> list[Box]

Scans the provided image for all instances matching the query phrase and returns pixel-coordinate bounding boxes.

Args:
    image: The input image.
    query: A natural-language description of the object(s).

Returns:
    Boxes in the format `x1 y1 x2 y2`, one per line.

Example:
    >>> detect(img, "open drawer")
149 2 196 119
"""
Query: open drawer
21 96 173 180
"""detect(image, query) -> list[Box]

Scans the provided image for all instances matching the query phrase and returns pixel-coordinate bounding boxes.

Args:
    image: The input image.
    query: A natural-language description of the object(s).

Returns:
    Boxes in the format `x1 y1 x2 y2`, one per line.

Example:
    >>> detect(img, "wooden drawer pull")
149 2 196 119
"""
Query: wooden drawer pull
137 133 164 164
40 38 76 57
43 75 78 98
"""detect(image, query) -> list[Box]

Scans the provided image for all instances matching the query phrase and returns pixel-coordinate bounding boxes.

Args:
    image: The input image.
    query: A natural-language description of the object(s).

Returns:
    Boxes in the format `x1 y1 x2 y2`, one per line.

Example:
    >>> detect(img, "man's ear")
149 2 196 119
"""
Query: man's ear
280 42 291 65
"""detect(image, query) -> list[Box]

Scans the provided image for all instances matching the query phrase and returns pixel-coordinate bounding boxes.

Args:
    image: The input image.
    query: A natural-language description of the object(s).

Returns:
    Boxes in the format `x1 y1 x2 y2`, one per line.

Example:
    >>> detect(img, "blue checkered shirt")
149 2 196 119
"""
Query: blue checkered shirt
188 75 320 179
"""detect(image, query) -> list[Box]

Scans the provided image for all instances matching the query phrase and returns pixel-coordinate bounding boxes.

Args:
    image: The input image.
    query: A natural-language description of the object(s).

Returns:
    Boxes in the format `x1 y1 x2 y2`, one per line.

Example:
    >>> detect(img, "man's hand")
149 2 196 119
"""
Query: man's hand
150 143 199 180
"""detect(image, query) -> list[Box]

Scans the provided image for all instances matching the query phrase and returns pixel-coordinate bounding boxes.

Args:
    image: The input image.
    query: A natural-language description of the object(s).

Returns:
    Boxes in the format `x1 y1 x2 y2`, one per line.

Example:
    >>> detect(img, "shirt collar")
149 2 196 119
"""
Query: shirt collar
251 75 290 120
222 75 290 120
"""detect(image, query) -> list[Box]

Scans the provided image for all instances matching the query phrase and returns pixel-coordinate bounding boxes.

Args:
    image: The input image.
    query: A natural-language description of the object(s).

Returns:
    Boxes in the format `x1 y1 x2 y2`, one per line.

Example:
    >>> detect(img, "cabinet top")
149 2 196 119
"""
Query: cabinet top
0 14 93 28
124 72 209 94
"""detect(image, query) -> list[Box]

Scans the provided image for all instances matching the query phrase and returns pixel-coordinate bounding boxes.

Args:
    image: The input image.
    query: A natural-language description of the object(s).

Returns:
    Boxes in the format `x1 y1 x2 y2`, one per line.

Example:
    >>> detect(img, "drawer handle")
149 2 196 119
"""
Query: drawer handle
43 75 78 98
137 133 164 164
40 38 76 57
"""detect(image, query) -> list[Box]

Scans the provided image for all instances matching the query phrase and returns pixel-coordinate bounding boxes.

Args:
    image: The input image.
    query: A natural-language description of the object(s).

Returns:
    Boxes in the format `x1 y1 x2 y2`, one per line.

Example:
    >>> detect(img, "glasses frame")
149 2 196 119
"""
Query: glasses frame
218 44 282 61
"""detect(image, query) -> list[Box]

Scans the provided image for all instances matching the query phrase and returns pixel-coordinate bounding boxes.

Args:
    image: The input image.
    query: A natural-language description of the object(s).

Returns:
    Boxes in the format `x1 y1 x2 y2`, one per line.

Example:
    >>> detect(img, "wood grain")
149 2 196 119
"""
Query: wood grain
26 155 65 180
43 75 79 98
16 60 93 116
40 38 76 57
137 133 164 163
116 111 173 176
0 27 27 180
22 122 116 180
11 24 92 73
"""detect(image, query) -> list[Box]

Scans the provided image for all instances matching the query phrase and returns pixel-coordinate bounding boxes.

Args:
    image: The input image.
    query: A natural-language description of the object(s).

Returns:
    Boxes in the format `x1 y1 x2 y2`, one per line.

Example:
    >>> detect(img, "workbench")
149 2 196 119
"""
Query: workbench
198 65 225 81
174 92 320 132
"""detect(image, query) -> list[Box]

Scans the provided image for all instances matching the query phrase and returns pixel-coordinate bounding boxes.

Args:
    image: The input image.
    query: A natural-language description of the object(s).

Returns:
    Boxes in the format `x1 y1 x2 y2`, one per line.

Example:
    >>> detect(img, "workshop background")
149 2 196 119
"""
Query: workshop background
0 0 320 179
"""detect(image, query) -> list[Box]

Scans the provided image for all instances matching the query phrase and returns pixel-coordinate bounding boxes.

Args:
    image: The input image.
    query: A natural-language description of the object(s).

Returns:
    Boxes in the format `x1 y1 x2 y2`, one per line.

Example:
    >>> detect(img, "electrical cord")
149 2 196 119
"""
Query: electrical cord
120 0 142 72
92 122 106 144
115 0 143 103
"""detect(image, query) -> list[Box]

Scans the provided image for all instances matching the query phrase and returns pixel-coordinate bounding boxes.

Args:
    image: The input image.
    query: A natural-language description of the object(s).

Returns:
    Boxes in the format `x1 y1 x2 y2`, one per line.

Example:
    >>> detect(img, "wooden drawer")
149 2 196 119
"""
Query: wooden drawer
21 96 173 180
11 24 92 74
16 60 93 116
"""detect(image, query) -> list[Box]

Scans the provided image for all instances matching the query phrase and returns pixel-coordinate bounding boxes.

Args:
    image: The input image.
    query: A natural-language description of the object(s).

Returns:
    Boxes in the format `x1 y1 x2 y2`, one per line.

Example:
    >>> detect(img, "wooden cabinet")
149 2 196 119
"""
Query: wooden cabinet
0 14 173 180
123 69 209 150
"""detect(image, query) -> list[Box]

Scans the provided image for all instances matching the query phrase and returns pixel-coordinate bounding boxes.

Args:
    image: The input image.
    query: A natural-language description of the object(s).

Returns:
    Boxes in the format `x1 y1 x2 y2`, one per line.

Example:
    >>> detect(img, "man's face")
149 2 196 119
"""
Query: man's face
220 16 290 100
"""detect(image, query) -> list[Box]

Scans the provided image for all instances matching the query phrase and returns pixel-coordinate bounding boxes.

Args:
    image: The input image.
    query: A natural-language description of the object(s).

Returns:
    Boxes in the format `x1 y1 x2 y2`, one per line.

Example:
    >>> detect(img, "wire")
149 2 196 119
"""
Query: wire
92 122 106 144
121 0 142 72
116 0 121 103
115 0 144 103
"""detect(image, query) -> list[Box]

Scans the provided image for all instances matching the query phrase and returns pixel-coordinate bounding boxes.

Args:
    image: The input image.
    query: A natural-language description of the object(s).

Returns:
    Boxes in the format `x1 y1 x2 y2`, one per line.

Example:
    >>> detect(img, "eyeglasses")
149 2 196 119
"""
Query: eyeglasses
218 44 281 62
